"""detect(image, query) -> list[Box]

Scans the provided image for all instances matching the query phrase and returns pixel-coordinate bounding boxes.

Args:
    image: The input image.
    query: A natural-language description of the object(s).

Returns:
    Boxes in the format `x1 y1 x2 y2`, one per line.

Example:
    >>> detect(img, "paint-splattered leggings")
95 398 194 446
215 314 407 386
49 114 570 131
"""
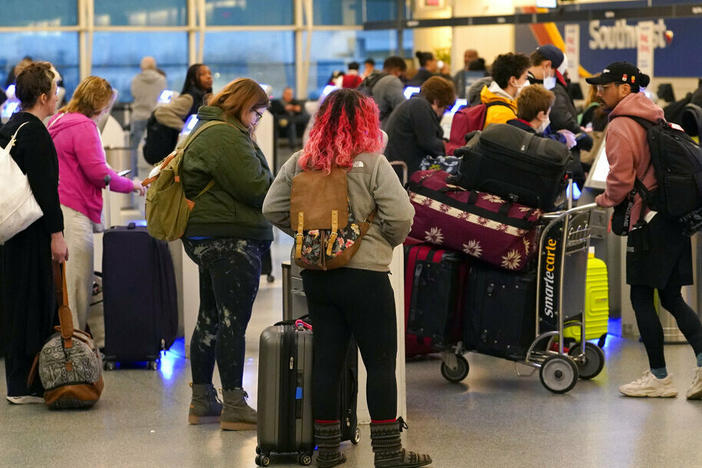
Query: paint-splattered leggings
183 237 270 390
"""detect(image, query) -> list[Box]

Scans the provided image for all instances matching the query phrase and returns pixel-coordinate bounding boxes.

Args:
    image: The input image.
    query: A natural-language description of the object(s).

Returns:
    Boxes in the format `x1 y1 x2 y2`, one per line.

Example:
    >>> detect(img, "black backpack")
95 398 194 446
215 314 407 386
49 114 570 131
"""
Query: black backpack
143 111 179 165
358 72 388 97
617 115 702 234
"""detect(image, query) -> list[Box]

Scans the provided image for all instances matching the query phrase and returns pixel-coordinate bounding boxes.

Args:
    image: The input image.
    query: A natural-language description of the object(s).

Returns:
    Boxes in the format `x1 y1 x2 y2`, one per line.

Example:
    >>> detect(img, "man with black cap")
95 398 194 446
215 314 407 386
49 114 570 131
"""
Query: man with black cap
529 44 592 187
587 61 702 400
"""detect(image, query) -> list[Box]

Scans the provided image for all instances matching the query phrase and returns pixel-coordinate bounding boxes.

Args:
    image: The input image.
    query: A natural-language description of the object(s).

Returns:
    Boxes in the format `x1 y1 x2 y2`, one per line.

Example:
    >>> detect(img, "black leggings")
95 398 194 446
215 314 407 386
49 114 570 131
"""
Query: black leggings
183 237 269 390
630 281 702 369
301 268 397 421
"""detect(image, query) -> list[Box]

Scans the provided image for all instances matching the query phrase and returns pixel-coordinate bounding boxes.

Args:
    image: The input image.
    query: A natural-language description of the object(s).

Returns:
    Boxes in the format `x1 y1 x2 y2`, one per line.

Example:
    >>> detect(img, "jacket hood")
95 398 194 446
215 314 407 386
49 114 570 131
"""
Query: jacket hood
47 112 95 134
481 83 517 111
609 92 664 122
196 105 247 132
134 69 164 85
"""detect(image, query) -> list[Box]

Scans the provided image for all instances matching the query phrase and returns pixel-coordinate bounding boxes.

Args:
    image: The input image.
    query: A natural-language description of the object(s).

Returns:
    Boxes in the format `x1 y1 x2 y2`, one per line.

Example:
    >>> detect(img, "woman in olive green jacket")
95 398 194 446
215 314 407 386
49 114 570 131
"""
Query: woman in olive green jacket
181 78 273 431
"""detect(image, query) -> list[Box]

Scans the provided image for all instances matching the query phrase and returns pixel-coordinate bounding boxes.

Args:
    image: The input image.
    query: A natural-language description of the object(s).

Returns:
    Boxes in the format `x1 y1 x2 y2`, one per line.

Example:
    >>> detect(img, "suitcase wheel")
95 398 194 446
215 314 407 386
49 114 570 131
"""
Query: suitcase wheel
255 454 271 466
148 360 159 371
440 355 469 383
298 453 312 466
267 274 275 283
103 361 116 371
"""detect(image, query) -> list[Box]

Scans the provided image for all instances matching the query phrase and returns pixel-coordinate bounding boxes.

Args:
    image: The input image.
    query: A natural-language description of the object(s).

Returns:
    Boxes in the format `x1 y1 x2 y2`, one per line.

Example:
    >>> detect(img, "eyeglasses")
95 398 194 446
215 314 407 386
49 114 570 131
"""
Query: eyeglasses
596 84 617 93
253 109 264 122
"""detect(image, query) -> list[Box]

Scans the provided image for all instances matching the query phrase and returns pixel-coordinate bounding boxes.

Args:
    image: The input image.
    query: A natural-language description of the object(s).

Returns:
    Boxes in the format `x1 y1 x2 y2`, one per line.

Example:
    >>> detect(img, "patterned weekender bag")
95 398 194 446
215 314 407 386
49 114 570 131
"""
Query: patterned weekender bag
29 263 104 409
407 170 542 272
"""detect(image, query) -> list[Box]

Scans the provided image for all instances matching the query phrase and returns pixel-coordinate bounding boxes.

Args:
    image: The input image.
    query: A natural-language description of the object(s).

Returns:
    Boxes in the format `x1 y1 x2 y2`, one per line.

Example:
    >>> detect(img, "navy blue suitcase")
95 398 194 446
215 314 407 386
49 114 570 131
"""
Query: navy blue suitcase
101 224 177 369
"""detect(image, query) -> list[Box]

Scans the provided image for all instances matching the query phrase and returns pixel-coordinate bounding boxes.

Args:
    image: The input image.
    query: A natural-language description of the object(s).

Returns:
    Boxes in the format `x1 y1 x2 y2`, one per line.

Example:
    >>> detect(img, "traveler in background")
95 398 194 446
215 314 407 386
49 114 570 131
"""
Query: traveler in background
589 62 702 399
528 45 591 186
0 62 68 404
508 84 577 148
270 86 309 149
4 56 32 88
48 76 145 331
154 63 213 133
367 56 407 130
362 58 376 79
407 51 437 86
453 48 480 98
262 88 430 468
480 52 530 128
385 76 455 176
130 56 167 178
181 78 273 430
341 62 363 89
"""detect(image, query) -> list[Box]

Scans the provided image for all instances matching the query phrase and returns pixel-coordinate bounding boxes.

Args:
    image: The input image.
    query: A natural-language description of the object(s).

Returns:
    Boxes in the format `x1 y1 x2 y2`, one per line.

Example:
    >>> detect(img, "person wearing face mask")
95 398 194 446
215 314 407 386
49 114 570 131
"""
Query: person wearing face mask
507 84 577 148
529 46 592 184
479 52 531 128
48 76 145 331
385 76 456 176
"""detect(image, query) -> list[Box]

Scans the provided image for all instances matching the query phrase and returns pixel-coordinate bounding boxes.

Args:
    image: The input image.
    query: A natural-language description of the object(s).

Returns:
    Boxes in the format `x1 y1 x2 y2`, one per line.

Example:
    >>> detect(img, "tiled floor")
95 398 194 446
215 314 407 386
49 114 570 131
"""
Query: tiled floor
3 147 702 467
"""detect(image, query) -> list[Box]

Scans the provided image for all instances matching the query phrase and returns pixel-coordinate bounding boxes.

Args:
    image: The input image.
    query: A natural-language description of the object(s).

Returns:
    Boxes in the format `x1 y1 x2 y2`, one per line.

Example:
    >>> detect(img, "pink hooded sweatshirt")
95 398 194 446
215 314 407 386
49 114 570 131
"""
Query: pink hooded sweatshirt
595 92 664 231
48 112 134 224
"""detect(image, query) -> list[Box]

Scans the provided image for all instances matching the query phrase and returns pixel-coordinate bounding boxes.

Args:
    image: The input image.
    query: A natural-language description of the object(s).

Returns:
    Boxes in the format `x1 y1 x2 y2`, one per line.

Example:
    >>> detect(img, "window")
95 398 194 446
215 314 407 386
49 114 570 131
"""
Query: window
94 0 187 26
314 0 397 26
0 32 79 96
305 29 412 97
0 1 77 27
92 32 188 101
203 31 295 97
205 0 293 26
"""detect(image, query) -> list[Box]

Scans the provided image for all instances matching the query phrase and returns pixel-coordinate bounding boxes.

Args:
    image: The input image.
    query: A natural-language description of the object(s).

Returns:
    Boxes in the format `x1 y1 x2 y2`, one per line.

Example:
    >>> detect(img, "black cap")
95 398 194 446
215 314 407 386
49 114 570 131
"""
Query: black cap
585 62 640 86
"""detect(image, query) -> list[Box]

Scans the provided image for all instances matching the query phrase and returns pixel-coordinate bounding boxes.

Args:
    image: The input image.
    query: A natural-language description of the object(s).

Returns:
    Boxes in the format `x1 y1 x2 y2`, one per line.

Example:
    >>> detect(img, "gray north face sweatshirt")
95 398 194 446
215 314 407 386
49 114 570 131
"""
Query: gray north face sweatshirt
263 151 414 272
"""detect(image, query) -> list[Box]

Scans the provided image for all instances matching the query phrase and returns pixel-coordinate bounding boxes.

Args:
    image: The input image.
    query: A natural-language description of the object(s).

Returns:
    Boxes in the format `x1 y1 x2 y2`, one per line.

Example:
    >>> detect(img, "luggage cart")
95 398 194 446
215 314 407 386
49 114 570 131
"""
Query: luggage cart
437 201 605 393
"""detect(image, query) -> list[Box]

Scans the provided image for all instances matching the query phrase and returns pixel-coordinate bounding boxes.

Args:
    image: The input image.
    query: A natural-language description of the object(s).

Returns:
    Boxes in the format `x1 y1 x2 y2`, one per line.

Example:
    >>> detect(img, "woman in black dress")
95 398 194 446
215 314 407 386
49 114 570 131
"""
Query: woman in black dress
0 62 68 404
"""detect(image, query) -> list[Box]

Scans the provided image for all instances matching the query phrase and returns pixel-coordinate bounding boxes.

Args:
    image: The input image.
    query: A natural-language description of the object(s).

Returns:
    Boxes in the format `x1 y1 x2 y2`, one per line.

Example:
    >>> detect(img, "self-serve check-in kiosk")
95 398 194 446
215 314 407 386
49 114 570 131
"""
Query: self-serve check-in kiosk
579 135 702 341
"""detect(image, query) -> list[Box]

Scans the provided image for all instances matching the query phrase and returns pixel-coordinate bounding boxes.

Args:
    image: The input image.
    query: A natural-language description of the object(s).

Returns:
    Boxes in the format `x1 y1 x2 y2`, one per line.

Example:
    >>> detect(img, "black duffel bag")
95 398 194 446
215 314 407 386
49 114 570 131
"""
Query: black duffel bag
453 123 573 210
143 111 179 165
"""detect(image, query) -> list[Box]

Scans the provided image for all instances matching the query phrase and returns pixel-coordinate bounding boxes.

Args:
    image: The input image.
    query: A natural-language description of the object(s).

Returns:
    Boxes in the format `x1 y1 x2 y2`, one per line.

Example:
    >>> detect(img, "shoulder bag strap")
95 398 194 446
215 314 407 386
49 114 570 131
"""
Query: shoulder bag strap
3 121 30 152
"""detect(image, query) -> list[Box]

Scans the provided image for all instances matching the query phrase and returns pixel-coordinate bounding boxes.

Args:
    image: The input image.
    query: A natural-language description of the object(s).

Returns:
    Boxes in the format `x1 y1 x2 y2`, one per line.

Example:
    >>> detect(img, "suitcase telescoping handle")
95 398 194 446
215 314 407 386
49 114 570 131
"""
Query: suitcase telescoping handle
390 161 409 185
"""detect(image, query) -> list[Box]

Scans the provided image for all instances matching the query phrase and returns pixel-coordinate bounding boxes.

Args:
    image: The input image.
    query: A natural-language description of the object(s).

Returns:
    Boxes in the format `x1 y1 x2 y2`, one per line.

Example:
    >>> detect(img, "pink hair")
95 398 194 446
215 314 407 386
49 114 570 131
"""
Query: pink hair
299 89 383 173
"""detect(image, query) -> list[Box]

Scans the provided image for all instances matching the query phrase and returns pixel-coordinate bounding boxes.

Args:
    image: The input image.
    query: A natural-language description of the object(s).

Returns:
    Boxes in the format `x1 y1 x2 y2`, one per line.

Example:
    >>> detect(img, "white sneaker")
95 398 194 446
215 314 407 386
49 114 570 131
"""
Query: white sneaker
619 370 678 398
6 395 45 405
686 367 702 400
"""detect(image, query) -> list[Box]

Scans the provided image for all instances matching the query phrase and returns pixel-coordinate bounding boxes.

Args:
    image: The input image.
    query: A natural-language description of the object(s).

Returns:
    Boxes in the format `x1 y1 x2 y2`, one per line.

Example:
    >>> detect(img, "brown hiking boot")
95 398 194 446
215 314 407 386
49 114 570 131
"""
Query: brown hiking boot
188 383 222 425
220 388 257 431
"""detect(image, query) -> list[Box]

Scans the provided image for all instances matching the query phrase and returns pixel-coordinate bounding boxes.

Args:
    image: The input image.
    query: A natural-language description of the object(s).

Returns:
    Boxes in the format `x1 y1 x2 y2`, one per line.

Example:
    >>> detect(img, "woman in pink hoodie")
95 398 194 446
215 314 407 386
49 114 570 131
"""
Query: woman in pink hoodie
48 76 145 330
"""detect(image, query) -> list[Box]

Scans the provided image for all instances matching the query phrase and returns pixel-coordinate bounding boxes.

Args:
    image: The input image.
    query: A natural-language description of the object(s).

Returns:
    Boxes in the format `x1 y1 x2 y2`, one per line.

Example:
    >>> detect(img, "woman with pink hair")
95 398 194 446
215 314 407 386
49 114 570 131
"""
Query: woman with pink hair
263 89 430 468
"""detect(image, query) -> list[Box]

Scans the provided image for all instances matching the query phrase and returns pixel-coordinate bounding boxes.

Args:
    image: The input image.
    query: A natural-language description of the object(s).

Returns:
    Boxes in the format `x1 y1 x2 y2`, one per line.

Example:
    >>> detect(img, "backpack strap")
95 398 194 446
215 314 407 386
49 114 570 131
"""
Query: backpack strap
610 114 658 208
174 120 235 196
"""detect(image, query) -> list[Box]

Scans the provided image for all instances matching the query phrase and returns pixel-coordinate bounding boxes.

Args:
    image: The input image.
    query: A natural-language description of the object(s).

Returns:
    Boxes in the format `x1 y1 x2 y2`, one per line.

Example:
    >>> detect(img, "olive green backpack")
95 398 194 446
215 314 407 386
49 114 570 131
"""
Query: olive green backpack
142 120 230 241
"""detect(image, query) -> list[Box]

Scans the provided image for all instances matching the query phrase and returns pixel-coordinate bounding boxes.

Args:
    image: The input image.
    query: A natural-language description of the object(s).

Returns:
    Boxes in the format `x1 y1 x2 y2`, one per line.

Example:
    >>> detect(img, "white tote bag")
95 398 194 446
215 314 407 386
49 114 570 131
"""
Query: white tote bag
0 122 44 244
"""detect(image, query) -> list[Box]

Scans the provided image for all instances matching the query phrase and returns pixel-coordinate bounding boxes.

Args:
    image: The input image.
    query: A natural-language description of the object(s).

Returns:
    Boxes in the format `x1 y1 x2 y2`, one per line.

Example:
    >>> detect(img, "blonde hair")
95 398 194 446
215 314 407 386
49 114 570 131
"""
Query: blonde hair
209 78 269 122
60 76 113 117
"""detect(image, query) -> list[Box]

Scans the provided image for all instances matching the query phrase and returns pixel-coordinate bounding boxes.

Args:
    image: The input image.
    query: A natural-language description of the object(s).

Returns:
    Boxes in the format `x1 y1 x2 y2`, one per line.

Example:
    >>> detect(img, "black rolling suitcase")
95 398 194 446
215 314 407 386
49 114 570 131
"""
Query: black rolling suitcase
454 123 572 210
101 224 178 369
463 262 536 360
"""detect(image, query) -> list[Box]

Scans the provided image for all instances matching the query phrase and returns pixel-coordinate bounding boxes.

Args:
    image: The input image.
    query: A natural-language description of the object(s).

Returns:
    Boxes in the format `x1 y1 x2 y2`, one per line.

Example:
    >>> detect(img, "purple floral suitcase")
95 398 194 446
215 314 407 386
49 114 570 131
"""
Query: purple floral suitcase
408 170 541 271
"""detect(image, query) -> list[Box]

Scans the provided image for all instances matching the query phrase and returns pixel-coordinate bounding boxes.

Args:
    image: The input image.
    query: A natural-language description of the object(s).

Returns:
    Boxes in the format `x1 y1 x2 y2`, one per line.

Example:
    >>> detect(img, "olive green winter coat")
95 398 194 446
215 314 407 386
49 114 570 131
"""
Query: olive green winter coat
181 105 273 240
